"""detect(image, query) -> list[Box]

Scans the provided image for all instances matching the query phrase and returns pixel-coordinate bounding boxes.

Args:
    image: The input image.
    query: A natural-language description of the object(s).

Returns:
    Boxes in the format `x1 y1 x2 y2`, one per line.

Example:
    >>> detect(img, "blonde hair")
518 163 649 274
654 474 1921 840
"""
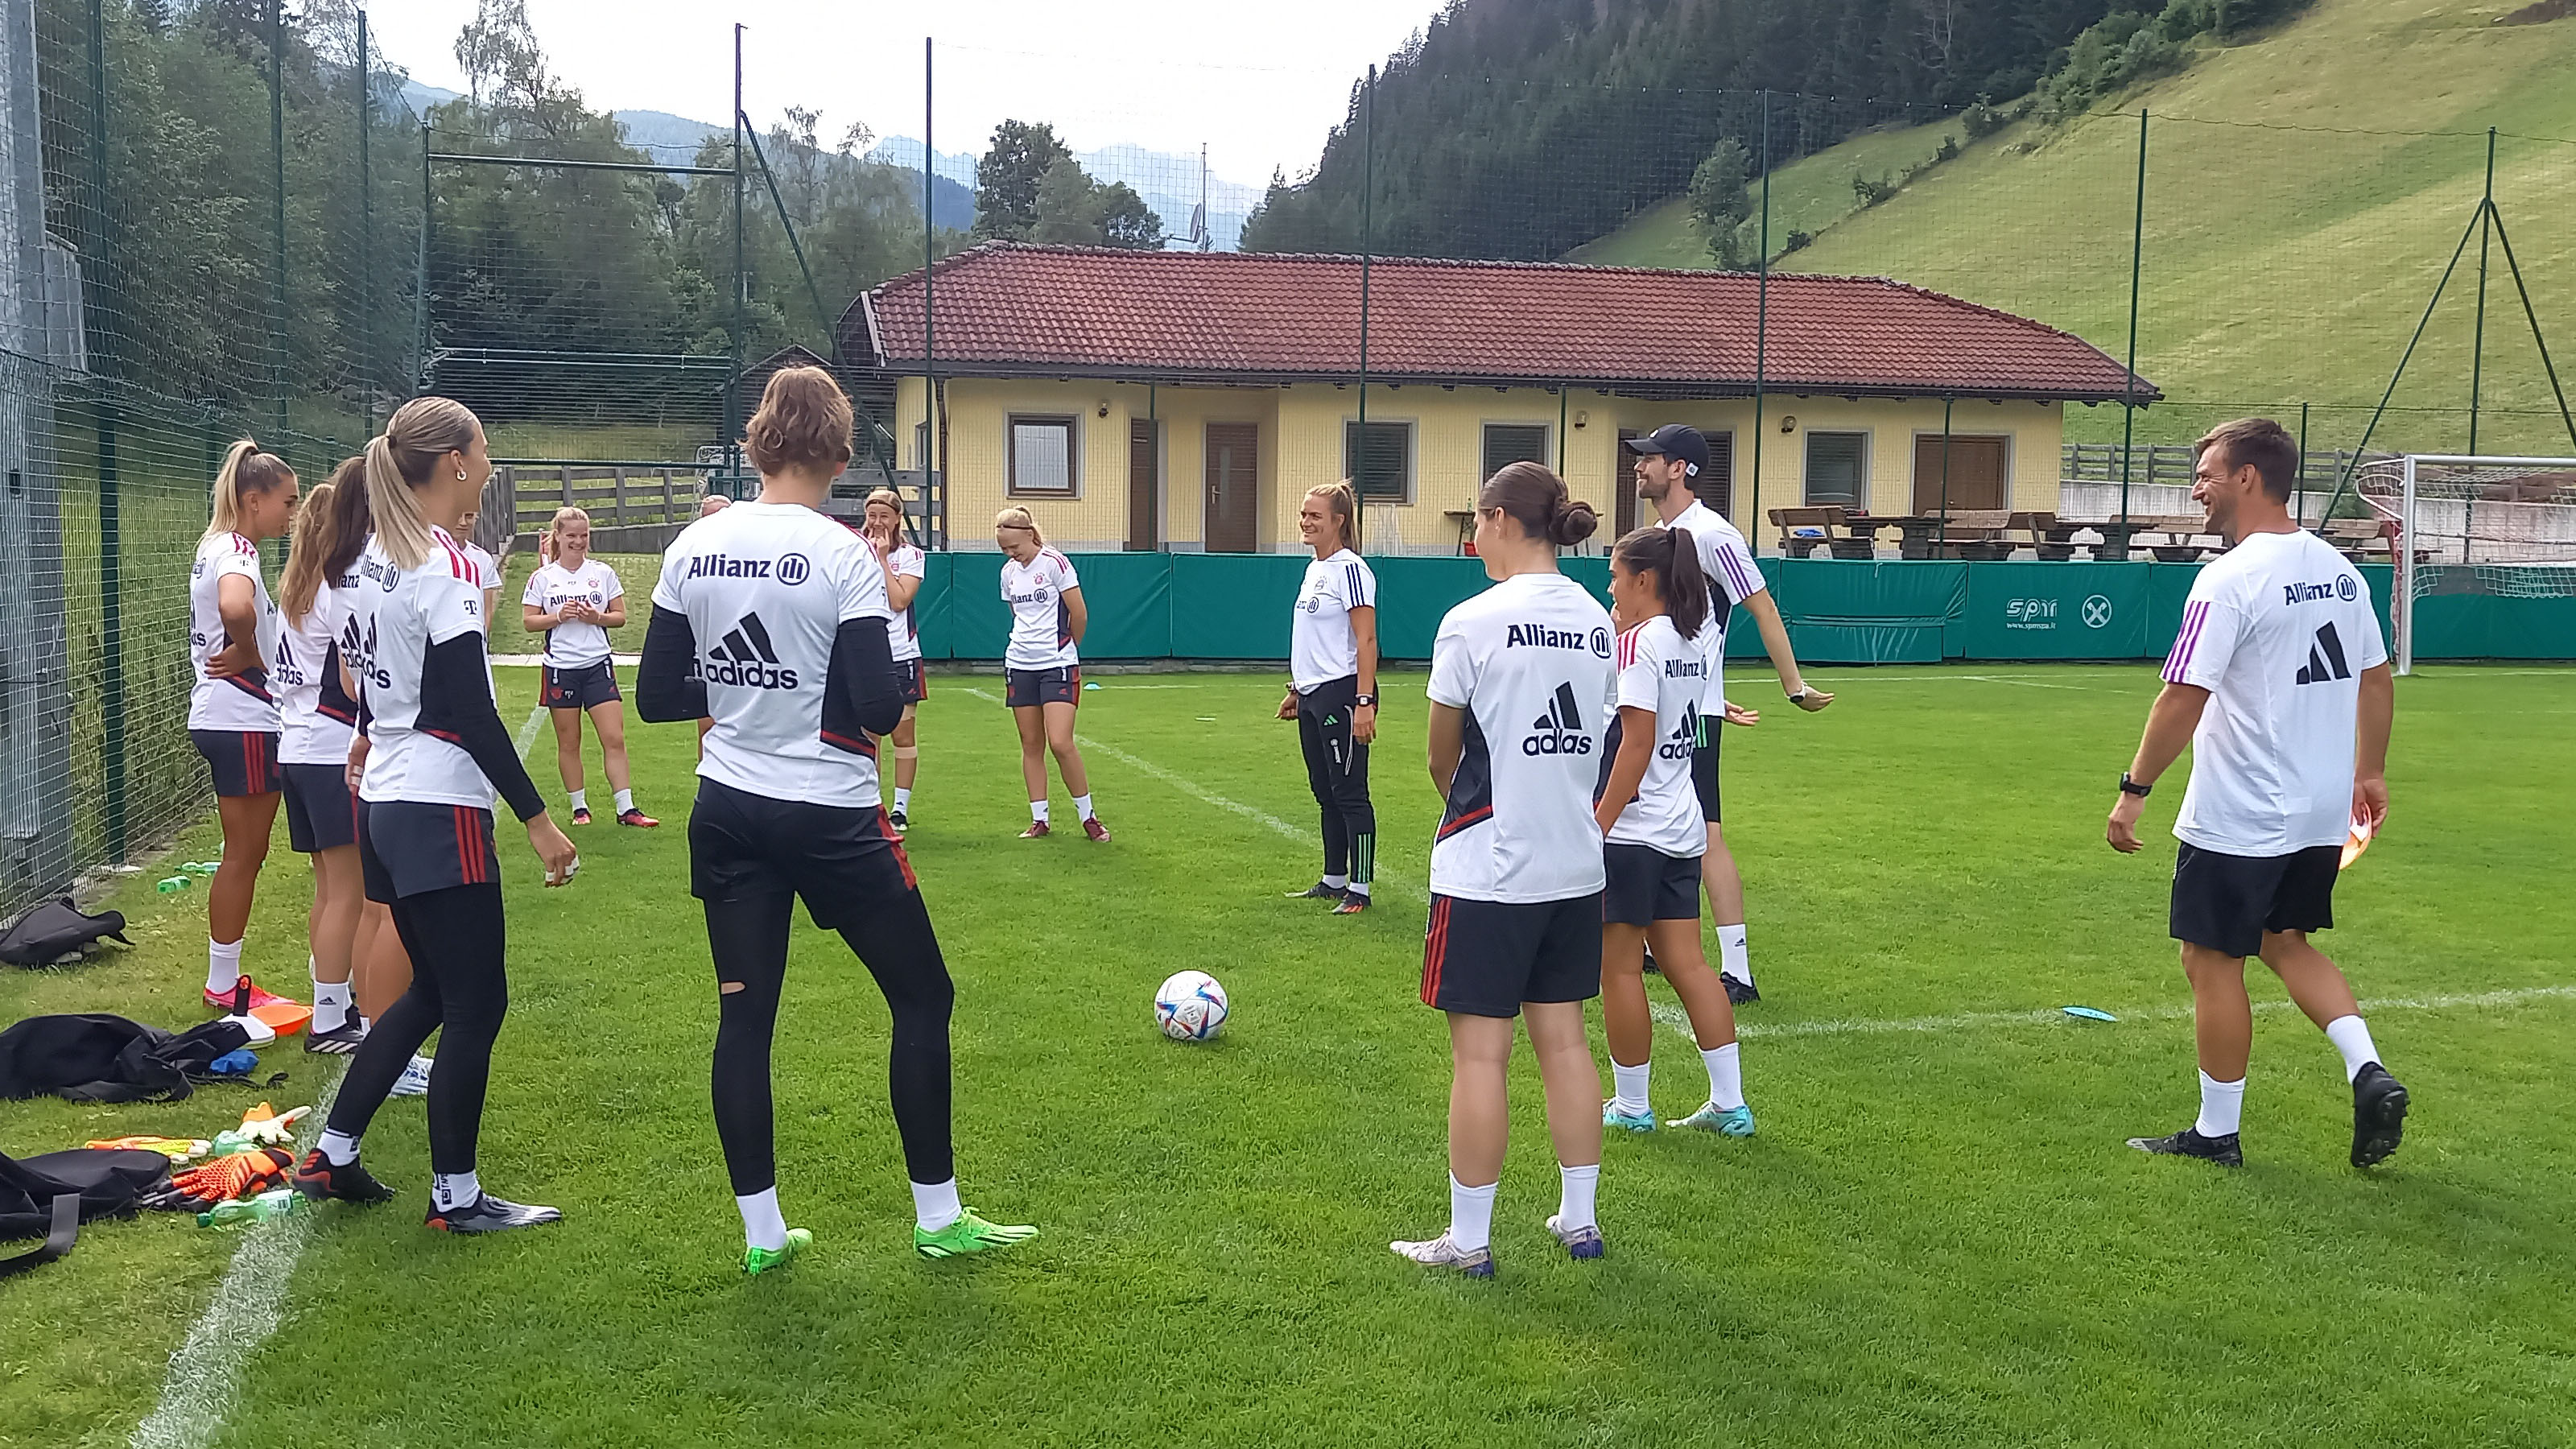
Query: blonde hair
865 487 910 546
366 396 481 572
279 456 369 625
547 507 591 555
204 438 295 540
993 505 1044 547
743 365 854 476
1306 480 1360 554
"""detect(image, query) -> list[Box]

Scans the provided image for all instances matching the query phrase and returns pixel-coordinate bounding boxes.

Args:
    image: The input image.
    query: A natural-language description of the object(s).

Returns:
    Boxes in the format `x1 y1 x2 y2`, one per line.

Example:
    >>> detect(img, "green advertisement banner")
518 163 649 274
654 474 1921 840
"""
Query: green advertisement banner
1963 562 2150 659
1750 559 1966 664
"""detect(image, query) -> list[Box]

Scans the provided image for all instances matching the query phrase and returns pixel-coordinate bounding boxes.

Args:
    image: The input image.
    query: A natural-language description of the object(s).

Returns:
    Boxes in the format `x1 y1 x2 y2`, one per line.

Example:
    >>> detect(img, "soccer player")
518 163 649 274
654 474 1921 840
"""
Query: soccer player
863 488 927 832
294 396 580 1232
273 462 369 1052
456 502 502 621
1595 526 1761 1137
1278 481 1379 914
188 440 298 1013
522 507 655 827
637 365 1037 1274
1624 424 1832 1003
1393 462 1615 1277
995 506 1107 840
2108 419 2406 1170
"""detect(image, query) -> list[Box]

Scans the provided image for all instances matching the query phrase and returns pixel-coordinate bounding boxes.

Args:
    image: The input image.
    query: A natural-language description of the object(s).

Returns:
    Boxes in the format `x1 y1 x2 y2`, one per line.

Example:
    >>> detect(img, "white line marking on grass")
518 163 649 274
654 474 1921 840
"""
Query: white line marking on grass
1651 983 2576 1043
512 704 547 758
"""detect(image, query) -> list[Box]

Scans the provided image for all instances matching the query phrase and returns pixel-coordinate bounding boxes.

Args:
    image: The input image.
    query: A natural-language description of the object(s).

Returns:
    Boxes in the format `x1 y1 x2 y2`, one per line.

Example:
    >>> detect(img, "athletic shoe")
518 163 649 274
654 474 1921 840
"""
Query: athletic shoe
743 1227 812 1276
1544 1213 1607 1261
888 810 909 834
1603 1102 1657 1133
1019 820 1051 840
1331 891 1372 915
570 807 592 826
2350 1063 2409 1168
1286 881 1344 900
2126 1125 2244 1167
303 1016 367 1055
388 1055 435 1097
617 808 658 828
1641 948 1660 976
914 1209 1039 1259
1082 816 1112 843
202 978 293 1013
1723 975 1761 1005
1670 1101 1757 1137
292 1150 395 1204
427 1192 563 1233
1389 1232 1494 1278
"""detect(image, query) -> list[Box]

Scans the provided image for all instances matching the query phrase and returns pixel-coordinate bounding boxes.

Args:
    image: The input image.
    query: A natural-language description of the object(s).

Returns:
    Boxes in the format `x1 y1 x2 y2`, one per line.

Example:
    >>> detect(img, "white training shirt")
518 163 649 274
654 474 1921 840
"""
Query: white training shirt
885 542 927 663
349 528 499 809
522 558 623 667
1426 571 1617 903
1000 547 1081 671
275 579 357 766
652 502 894 810
2163 529 2388 857
462 541 501 610
187 531 282 733
1291 548 1377 692
1669 500 1766 705
1604 614 1711 859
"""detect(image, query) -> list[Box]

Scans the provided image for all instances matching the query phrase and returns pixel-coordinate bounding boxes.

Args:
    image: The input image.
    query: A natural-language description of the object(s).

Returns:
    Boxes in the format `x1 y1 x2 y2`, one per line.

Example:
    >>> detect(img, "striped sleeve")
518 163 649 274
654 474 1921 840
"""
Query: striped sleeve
1707 529 1765 606
1612 624 1658 712
1347 558 1377 609
2161 595 2240 688
1047 548 1080 592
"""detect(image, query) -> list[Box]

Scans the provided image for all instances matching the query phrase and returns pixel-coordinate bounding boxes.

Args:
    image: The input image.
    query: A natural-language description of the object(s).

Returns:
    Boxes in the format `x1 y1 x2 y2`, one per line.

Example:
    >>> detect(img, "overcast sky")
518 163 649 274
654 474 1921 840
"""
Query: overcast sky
366 1 1437 180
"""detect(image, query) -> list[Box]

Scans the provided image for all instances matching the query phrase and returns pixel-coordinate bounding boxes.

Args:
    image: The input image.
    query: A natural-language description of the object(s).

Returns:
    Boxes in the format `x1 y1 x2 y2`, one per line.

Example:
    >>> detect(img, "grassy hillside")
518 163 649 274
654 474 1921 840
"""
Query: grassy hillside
1567 118 1964 270
1569 0 2576 453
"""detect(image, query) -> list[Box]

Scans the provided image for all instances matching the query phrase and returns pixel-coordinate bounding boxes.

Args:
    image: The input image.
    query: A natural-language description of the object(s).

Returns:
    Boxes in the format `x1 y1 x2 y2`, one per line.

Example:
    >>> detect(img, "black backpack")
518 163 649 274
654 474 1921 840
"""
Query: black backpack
0 1013 252 1103
0 898 131 967
0 1148 180 1275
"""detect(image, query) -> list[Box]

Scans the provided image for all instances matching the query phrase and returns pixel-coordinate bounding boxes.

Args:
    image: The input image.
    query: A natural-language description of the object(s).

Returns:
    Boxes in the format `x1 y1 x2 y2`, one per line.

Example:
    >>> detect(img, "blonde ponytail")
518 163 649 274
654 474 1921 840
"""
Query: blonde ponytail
367 396 483 572
204 438 294 540
994 505 1045 547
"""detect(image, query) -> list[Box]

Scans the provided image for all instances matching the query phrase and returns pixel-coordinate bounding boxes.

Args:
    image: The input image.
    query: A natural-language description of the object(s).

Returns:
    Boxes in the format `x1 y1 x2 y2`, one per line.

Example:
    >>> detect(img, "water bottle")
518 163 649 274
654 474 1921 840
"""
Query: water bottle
197 1188 303 1228
156 876 191 893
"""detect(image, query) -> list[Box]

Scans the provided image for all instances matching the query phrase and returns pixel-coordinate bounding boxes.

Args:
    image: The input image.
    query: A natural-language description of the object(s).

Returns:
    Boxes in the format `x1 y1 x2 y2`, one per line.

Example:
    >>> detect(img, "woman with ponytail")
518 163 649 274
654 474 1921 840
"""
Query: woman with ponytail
188 440 299 1013
1279 481 1380 913
861 487 928 832
1594 526 1761 1141
293 396 579 1235
271 460 370 1051
993 506 1107 840
1395 462 1616 1278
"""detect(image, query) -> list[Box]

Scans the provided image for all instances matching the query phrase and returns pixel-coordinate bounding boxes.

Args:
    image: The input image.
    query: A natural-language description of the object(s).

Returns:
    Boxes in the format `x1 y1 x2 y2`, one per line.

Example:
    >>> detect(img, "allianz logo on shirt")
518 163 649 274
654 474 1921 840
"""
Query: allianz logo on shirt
1522 683 1593 758
2284 576 2359 605
1506 622 1615 657
684 552 810 584
704 613 799 689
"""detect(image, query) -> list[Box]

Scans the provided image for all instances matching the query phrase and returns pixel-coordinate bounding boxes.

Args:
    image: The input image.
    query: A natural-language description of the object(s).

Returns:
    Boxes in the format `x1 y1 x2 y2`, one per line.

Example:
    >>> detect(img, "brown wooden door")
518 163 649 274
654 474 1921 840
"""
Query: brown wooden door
1128 419 1160 551
1912 435 2008 513
1204 423 1258 554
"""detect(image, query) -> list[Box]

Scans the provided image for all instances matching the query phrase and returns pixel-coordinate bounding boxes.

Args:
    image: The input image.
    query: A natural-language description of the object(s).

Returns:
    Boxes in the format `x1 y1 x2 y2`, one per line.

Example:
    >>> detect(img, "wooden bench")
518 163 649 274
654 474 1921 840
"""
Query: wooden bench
1931 508 2016 560
2321 516 2394 564
1769 506 1875 559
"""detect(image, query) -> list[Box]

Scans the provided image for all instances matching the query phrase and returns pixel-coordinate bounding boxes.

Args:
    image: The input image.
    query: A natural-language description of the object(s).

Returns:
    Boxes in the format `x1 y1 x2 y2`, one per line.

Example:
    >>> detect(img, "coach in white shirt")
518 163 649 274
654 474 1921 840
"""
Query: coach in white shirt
2107 417 2408 1171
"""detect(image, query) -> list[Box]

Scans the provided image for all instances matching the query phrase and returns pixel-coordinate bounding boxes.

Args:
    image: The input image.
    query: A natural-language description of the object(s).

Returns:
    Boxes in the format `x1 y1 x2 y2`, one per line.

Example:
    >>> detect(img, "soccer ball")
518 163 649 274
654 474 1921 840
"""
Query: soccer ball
1154 970 1229 1042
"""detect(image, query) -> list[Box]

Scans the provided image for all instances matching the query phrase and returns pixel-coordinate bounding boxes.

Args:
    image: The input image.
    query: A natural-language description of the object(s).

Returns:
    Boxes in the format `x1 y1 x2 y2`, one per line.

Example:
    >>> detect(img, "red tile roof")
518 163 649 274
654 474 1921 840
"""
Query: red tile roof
851 244 2157 403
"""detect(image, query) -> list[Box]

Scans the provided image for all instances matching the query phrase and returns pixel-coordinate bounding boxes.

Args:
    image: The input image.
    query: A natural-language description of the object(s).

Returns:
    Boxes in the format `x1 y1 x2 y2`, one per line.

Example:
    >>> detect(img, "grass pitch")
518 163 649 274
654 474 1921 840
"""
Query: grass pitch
5 663 2574 1447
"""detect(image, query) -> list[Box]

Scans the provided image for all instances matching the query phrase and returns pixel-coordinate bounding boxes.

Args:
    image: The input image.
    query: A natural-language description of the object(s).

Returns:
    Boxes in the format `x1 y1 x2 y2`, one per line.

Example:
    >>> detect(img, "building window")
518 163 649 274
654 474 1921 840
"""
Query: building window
1482 423 1550 480
1344 420 1412 501
1007 415 1077 497
1804 431 1867 508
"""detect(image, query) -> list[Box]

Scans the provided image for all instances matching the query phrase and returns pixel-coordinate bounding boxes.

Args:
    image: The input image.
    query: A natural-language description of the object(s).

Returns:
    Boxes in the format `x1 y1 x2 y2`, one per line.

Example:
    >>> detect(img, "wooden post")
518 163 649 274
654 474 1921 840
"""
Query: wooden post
613 466 630 525
559 464 575 507
662 468 675 521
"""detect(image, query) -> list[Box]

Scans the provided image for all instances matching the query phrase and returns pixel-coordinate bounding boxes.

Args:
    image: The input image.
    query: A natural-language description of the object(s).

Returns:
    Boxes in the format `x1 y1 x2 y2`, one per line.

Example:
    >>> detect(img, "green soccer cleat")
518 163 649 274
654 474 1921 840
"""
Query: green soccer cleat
742 1227 811 1276
1670 1101 1756 1137
914 1209 1038 1259
1603 1102 1657 1133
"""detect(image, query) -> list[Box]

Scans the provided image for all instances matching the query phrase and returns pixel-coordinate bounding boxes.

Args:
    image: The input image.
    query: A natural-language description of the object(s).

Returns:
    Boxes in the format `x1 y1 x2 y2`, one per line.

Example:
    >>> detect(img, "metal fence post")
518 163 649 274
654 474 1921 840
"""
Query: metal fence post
85 0 124 857
2116 108 2145 550
1749 89 1770 543
267 0 287 438
357 7 372 429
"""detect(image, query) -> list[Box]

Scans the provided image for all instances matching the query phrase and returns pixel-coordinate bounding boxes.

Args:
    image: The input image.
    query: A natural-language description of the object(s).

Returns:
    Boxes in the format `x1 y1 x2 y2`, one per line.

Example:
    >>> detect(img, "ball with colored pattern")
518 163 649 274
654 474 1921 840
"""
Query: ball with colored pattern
1154 970 1229 1042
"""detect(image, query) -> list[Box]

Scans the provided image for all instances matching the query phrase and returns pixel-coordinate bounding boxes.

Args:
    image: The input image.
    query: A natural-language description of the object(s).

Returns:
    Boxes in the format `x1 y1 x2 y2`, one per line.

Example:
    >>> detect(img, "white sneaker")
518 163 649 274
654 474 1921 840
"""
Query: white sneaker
388 1055 434 1097
1389 1232 1495 1278
1544 1213 1607 1261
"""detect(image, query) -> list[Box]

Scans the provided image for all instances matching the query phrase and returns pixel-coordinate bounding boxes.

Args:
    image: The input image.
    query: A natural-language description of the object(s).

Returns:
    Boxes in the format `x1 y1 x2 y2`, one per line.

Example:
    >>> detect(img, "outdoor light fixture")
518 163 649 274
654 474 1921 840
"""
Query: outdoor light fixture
1780 414 1798 434
1573 410 1588 429
1097 401 1111 418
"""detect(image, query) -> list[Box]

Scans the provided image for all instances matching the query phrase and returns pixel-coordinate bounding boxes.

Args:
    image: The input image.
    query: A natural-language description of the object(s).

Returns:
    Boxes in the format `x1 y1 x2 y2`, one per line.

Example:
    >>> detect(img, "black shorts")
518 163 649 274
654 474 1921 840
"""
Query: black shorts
542 661 621 711
687 778 916 931
1005 666 1080 708
1602 844 1703 925
192 729 283 798
1420 892 1604 1018
1690 736 1722 824
2169 841 2340 959
899 658 929 704
281 762 357 853
360 799 501 903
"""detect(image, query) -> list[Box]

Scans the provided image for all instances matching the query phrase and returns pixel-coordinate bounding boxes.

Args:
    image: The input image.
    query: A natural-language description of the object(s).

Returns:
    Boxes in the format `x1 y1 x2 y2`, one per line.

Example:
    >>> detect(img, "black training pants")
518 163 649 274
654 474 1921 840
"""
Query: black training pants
324 881 509 1176
1296 674 1376 881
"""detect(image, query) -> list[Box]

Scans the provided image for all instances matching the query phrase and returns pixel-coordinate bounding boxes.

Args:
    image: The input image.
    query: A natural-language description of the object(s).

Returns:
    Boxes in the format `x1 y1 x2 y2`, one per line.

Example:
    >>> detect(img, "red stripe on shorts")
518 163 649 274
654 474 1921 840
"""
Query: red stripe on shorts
877 806 918 890
1420 897 1451 1006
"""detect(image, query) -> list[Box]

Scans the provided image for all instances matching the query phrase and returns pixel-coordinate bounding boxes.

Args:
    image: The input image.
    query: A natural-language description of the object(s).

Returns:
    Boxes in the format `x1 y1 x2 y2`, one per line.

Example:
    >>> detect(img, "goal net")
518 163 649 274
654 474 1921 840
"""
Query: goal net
2348 455 2576 674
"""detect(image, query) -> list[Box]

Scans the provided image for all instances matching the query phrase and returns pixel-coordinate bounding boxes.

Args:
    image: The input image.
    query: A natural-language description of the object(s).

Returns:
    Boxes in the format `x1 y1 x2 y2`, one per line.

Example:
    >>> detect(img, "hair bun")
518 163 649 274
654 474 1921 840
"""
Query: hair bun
1552 499 1600 547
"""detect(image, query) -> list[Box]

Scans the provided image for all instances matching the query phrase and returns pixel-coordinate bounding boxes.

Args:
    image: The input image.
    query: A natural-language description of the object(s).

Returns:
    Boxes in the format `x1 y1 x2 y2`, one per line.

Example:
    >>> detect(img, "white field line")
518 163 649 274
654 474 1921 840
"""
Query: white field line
133 710 551 1449
1651 983 2576 1043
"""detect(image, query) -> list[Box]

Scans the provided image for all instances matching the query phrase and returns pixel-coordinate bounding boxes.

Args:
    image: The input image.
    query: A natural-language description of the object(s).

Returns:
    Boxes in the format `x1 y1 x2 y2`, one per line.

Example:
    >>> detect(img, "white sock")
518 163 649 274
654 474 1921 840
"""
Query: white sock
613 788 634 814
568 788 588 812
1703 1041 1745 1111
1347 881 1369 898
1448 1174 1497 1253
1611 1059 1652 1117
1030 799 1050 824
311 976 353 1034
207 937 243 997
316 1129 360 1166
2324 1015 2380 1083
736 1187 788 1252
1072 793 1096 822
1323 873 1348 890
1715 923 1751 985
912 1177 962 1234
1556 1162 1600 1233
433 1170 481 1212
2195 1071 2246 1138
894 787 912 811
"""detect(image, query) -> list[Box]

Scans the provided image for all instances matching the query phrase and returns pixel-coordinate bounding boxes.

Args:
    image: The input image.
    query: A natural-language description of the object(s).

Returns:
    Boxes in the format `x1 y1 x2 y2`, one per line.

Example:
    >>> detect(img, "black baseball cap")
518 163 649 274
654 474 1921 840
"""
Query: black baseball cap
1623 424 1708 477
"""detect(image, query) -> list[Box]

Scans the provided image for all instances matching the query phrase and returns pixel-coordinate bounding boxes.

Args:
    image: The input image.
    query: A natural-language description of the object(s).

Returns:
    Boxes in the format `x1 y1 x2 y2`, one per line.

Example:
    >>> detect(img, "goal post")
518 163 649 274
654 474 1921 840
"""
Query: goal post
2352 455 2576 675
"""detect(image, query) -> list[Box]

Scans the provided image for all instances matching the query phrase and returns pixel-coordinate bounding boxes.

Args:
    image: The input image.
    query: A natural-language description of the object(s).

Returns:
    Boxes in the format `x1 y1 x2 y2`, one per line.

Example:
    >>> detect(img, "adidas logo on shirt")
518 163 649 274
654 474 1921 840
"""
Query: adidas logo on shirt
704 613 800 690
2294 621 2351 685
1522 682 1593 757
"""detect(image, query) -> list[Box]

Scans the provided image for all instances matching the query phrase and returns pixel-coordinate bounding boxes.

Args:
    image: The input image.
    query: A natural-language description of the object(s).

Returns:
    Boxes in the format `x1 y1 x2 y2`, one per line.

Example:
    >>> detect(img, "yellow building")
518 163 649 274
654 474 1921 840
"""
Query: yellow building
846 246 2154 554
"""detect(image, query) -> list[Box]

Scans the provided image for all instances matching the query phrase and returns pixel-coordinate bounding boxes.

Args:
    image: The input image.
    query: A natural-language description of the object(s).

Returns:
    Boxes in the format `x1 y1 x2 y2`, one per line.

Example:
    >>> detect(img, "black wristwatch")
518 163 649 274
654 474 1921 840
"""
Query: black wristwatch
1353 694 1377 708
2119 773 2153 798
